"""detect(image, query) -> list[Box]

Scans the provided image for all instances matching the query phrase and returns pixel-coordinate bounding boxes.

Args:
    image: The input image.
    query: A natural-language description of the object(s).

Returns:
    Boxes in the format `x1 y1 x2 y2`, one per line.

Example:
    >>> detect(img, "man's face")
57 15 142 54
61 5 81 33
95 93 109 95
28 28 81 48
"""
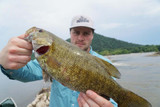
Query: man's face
70 27 93 52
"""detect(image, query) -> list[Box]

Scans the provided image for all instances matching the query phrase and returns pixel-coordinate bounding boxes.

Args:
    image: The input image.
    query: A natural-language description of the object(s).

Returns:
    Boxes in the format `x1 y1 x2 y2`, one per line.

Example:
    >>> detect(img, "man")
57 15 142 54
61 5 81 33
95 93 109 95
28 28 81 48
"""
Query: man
0 15 117 107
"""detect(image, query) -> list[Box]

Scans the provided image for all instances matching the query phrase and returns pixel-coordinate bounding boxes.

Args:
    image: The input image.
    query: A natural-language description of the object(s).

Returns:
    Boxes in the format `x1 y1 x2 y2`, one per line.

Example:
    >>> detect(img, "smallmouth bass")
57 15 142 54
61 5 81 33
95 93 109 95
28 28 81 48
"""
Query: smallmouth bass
25 27 152 107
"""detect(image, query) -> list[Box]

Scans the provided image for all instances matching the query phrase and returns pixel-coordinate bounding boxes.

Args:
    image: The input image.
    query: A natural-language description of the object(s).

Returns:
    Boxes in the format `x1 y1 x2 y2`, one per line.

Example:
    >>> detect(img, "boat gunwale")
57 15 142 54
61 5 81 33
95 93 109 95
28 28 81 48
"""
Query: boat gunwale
0 97 17 107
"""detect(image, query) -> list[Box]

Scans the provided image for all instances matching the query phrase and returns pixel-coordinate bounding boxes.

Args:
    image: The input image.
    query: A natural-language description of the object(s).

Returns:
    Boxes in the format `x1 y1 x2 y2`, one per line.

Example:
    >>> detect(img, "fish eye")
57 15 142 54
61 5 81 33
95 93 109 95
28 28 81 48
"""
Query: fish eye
39 29 43 32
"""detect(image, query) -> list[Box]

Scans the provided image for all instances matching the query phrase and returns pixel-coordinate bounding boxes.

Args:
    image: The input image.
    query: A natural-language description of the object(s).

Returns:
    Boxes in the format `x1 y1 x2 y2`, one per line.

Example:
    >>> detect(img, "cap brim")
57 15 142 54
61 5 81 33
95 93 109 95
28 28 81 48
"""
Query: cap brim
70 25 95 30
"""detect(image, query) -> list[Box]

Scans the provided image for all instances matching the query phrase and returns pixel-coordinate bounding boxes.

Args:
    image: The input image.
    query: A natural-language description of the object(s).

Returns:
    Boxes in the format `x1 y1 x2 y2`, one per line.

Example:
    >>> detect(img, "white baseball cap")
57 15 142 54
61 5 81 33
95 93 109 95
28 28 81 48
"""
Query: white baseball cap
70 15 95 30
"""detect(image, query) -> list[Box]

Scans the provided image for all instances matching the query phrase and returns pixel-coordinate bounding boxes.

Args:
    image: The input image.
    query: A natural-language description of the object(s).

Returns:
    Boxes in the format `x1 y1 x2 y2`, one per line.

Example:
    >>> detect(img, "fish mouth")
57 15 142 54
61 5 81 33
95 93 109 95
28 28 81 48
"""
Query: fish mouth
36 45 50 55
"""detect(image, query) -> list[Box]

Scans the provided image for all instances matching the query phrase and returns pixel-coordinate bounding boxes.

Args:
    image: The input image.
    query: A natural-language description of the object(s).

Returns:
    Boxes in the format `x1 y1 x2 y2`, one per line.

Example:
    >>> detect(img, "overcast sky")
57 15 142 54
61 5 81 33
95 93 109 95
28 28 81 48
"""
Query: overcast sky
0 0 160 50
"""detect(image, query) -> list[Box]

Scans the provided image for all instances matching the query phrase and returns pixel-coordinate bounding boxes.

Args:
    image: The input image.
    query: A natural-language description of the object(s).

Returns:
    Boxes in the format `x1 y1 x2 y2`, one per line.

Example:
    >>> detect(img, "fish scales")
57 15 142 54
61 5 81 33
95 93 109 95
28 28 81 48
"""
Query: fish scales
46 39 108 92
25 27 152 107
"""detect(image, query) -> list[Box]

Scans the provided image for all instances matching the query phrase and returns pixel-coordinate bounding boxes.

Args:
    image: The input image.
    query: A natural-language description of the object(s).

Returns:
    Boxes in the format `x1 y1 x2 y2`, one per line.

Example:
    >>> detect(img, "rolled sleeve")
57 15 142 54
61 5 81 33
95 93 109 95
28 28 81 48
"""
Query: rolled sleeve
0 59 43 82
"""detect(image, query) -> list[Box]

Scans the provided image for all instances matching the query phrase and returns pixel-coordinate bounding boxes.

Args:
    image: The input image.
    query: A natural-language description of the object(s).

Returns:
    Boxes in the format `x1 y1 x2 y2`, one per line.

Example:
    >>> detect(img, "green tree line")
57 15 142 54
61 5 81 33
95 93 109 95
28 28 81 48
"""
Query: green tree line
99 45 160 55
67 33 160 55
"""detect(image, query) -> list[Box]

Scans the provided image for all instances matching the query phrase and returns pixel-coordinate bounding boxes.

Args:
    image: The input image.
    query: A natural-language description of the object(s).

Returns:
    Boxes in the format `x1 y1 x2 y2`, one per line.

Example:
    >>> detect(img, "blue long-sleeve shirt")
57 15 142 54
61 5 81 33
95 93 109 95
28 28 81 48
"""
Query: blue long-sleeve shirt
0 47 118 107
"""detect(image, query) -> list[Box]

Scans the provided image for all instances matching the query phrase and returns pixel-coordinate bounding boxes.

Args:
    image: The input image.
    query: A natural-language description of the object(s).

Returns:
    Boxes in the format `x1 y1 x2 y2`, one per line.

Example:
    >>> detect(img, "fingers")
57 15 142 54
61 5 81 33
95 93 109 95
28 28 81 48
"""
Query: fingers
7 62 28 70
8 46 32 55
9 36 32 50
79 93 99 107
8 54 31 64
18 34 28 39
17 40 33 50
3 53 31 69
78 93 90 107
3 55 31 70
86 90 114 107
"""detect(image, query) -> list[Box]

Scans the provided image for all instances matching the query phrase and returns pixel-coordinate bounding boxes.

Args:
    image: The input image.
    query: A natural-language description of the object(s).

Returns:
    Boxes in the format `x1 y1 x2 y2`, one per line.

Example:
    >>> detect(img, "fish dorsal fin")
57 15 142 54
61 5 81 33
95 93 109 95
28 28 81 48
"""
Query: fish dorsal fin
94 56 121 79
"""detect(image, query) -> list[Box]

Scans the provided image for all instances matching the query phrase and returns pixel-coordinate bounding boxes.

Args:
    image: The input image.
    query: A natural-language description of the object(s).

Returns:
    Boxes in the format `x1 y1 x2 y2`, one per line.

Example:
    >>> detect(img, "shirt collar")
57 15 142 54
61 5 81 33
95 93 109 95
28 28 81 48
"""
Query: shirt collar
89 46 93 54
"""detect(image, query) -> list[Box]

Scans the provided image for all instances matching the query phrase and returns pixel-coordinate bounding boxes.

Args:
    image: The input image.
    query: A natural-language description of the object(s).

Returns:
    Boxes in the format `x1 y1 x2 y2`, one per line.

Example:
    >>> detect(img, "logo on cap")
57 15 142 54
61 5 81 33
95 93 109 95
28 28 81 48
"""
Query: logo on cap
76 16 89 23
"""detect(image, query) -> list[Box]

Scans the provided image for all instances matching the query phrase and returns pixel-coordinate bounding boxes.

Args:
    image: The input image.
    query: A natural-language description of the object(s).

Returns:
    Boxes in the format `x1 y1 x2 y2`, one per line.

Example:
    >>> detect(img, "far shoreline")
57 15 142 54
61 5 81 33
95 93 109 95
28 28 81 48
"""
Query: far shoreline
105 52 158 57
105 52 158 63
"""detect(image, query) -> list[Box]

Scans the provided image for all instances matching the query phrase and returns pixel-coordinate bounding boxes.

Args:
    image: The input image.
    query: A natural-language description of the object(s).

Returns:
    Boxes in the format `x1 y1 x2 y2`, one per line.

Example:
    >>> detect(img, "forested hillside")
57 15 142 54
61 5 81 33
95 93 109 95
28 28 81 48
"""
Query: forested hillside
67 33 160 55
91 33 141 52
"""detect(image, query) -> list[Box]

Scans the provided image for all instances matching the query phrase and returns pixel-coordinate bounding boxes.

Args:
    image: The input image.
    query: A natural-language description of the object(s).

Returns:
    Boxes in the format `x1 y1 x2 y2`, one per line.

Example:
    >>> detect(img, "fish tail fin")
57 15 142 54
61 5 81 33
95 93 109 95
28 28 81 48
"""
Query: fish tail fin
116 90 152 107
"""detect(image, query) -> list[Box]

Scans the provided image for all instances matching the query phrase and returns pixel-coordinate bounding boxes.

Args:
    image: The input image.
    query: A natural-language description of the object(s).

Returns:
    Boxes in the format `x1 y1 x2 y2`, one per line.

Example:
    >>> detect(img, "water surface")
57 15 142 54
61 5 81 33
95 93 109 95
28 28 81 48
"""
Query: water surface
0 72 43 107
107 52 160 107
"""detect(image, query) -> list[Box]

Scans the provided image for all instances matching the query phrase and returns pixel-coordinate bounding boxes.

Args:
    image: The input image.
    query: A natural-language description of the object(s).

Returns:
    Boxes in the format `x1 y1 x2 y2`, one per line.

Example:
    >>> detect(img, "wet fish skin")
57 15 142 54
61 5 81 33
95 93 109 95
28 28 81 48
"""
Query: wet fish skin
25 27 152 107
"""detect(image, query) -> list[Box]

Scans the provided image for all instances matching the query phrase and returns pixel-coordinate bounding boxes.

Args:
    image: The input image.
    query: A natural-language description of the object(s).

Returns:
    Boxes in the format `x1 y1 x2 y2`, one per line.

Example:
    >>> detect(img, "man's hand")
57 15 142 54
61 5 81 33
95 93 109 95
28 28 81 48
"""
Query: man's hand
0 34 33 69
78 90 114 107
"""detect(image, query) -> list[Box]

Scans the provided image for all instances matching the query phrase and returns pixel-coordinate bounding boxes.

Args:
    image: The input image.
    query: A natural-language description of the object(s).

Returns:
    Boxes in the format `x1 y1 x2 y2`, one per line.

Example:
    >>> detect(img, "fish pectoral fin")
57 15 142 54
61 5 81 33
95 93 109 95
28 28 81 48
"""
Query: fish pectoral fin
46 56 61 69
94 56 121 79
42 69 52 82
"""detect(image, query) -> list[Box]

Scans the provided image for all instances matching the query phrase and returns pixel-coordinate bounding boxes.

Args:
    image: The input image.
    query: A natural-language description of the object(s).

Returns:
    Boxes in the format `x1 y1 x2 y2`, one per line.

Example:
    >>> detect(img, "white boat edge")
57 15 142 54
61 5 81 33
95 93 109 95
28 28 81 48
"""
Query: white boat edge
0 97 17 107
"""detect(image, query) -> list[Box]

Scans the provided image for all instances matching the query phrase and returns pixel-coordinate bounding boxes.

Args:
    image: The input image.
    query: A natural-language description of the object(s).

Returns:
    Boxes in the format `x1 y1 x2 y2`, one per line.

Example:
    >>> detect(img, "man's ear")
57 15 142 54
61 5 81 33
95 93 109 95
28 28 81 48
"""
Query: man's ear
91 34 94 40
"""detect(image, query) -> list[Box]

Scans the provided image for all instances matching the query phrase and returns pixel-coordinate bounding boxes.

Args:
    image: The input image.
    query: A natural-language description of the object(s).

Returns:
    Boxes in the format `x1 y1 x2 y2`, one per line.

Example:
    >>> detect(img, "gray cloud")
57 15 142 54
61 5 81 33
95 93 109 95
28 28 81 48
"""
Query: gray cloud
0 0 160 50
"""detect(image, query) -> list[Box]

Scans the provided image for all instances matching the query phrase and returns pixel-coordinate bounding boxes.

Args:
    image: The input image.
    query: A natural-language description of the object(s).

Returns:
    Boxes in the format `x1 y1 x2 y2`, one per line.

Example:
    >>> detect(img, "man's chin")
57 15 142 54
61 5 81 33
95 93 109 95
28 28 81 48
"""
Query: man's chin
76 44 89 51
77 46 84 50
80 47 89 52
77 46 84 49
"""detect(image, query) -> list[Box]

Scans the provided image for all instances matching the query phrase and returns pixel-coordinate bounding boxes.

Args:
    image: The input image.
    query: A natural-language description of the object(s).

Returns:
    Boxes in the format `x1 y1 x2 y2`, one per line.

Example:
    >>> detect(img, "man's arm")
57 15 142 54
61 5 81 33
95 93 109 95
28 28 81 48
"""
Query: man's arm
0 34 32 69
0 60 43 82
0 34 43 82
